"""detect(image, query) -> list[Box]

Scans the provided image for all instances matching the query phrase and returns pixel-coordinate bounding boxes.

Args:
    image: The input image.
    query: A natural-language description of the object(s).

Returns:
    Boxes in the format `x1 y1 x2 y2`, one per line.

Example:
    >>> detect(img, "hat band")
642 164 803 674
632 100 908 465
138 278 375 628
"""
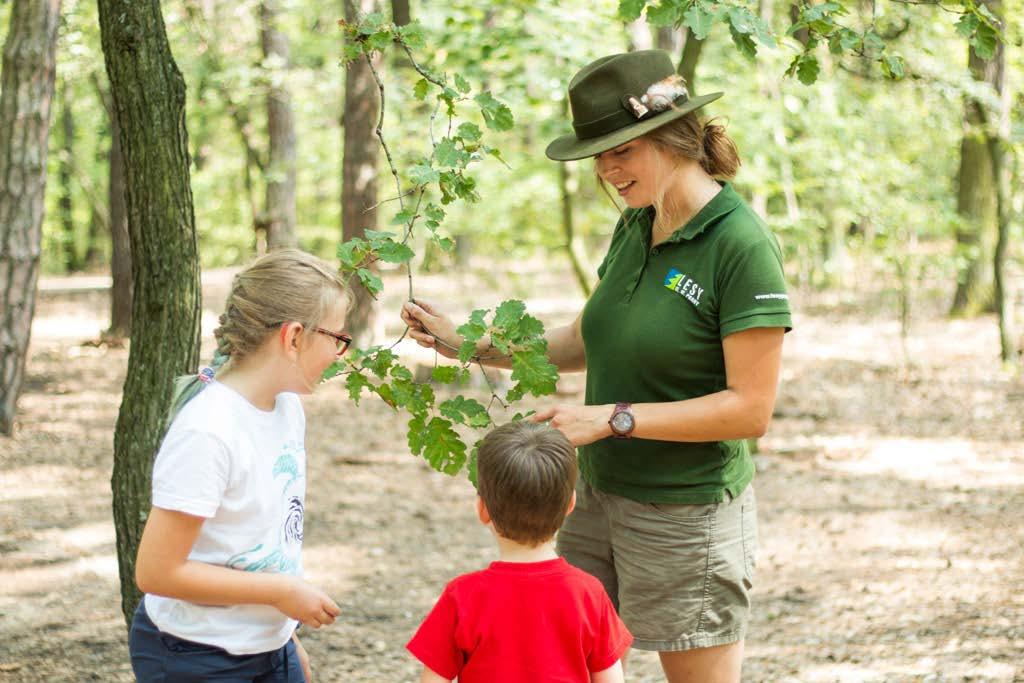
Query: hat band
572 108 640 141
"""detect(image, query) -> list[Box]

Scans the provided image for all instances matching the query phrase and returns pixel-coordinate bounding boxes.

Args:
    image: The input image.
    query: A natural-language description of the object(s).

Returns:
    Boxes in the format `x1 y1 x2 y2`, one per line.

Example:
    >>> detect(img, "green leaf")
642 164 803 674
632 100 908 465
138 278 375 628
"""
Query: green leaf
357 267 383 296
474 92 515 132
436 236 455 252
342 42 364 63
955 13 979 39
440 396 490 428
408 162 439 185
424 203 445 222
880 53 905 80
618 0 646 22
510 349 559 397
434 138 469 168
390 364 413 381
646 0 678 27
457 122 482 142
408 416 427 456
458 339 479 363
345 371 371 403
366 30 392 52
358 12 386 35
422 417 467 474
796 54 820 85
337 238 369 270
374 238 415 264
454 73 471 94
971 23 998 60
729 22 758 60
365 348 397 378
395 22 426 48
493 299 527 329
683 4 715 40
431 366 459 383
413 78 430 101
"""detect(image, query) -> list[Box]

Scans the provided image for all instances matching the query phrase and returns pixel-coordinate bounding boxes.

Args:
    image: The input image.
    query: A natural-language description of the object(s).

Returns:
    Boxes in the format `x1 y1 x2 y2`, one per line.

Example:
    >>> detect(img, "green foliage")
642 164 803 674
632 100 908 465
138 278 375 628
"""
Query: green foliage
333 12 560 478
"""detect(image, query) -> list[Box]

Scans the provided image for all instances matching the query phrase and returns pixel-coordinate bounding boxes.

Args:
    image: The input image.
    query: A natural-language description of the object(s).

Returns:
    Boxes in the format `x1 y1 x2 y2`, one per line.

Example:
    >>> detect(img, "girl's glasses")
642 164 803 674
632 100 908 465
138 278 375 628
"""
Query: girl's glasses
265 322 352 356
315 328 353 356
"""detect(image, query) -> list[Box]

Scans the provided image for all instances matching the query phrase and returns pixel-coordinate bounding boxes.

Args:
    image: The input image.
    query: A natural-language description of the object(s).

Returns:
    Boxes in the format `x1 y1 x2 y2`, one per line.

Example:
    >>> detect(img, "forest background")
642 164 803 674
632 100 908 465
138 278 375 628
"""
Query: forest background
0 0 1022 680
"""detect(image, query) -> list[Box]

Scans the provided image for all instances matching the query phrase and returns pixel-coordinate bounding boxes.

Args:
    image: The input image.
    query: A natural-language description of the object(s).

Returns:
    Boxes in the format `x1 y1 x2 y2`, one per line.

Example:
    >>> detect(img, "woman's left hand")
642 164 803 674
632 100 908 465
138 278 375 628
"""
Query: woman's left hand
531 404 613 446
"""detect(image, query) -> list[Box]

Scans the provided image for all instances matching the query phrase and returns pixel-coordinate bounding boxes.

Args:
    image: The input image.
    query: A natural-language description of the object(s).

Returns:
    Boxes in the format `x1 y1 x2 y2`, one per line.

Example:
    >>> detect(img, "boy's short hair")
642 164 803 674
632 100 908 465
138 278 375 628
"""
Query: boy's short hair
476 421 577 546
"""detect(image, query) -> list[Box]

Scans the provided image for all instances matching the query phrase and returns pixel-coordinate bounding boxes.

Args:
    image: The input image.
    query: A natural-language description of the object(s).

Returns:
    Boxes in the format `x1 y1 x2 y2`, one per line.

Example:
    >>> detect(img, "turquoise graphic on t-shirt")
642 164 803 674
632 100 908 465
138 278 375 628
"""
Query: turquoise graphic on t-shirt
226 440 304 574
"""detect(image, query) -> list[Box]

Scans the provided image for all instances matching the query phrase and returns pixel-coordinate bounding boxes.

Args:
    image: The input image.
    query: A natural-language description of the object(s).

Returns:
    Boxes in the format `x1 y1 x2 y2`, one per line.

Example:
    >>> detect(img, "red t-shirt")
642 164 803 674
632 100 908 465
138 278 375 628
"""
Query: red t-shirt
406 558 632 683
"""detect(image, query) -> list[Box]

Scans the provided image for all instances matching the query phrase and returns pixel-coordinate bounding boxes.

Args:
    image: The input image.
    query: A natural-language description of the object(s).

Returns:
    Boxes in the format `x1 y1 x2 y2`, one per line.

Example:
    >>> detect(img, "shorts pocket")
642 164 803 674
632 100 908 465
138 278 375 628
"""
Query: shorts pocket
647 501 718 522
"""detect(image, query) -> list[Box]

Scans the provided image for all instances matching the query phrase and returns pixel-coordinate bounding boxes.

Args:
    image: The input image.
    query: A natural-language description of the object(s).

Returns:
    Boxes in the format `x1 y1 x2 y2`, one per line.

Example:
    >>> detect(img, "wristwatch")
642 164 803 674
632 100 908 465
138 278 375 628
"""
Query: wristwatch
608 402 635 439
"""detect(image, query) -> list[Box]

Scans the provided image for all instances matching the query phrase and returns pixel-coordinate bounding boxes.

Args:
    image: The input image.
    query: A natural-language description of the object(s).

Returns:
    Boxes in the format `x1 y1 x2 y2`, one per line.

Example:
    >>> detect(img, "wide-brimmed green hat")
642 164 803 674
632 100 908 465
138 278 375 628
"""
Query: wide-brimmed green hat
545 50 723 162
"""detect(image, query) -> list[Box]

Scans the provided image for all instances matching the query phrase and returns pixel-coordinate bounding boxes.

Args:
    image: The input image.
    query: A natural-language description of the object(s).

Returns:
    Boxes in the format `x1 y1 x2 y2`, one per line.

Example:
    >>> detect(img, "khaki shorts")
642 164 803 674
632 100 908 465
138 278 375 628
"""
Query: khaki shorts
556 479 757 651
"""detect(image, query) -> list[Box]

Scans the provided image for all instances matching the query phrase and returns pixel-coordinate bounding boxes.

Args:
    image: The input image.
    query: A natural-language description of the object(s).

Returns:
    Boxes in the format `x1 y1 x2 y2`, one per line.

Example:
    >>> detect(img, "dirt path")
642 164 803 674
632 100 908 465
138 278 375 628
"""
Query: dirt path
1 270 1021 682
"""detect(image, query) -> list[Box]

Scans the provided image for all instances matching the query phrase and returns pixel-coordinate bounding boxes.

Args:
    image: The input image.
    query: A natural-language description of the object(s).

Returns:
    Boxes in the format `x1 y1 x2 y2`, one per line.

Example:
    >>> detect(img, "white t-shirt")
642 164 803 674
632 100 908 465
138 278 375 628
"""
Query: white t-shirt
144 380 306 655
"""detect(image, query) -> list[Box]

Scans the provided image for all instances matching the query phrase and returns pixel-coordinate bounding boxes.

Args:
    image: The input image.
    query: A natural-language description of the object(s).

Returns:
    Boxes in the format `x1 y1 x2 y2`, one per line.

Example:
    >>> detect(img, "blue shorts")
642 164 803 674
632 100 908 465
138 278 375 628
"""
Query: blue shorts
129 601 306 683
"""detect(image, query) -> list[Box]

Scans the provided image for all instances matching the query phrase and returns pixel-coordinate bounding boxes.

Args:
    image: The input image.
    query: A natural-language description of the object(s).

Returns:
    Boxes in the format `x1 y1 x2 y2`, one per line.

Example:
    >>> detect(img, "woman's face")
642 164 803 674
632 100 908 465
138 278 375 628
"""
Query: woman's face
594 136 673 209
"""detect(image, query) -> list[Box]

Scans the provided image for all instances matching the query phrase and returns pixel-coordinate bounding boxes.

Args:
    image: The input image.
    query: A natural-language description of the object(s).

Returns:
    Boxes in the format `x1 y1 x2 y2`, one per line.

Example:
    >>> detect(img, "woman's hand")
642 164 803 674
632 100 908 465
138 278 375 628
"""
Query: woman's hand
292 633 313 682
531 404 614 446
401 299 462 360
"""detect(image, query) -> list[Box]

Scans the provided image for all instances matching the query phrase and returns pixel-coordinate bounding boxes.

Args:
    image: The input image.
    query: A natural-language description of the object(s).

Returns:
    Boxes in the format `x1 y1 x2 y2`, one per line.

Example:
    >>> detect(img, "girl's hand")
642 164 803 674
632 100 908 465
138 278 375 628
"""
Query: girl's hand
273 577 341 629
292 633 312 682
531 404 614 446
401 299 461 359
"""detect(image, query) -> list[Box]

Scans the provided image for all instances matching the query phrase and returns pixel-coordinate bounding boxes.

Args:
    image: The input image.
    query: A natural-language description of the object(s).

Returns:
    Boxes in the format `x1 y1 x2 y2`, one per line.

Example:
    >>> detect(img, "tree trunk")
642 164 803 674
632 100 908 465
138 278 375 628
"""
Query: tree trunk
260 0 298 250
108 105 133 340
677 28 704 93
58 78 79 273
951 0 1004 316
97 0 202 625
0 0 61 436
341 0 381 341
391 0 410 26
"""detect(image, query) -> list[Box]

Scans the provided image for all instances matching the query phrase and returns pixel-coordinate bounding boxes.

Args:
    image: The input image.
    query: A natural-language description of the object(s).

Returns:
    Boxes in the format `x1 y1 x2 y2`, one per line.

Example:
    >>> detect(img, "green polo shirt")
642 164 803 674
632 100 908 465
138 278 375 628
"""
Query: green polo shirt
579 182 792 504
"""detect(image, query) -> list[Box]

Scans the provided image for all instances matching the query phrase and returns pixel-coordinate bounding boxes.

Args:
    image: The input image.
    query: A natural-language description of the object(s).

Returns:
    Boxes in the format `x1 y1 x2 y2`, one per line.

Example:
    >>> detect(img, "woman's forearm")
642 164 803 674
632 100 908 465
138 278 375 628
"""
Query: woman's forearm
629 388 775 442
474 317 586 372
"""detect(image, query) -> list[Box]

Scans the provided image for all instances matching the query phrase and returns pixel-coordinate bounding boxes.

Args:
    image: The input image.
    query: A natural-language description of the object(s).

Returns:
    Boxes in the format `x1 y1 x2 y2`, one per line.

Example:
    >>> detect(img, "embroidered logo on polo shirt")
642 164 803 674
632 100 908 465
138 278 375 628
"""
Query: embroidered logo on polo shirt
664 268 704 307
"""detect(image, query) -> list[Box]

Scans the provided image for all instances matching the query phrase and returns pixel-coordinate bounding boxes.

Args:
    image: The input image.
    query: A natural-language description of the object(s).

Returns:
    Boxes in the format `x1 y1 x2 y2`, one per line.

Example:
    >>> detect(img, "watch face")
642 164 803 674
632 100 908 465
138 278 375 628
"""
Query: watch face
611 410 634 434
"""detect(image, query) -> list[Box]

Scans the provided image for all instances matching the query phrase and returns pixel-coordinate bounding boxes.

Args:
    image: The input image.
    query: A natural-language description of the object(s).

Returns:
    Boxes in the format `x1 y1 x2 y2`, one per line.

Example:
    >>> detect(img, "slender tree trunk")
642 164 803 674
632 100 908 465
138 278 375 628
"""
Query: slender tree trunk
98 0 202 625
559 161 591 298
58 78 79 273
260 0 297 250
951 0 1004 316
391 0 410 26
108 106 133 340
0 0 61 436
341 0 381 340
677 28 704 93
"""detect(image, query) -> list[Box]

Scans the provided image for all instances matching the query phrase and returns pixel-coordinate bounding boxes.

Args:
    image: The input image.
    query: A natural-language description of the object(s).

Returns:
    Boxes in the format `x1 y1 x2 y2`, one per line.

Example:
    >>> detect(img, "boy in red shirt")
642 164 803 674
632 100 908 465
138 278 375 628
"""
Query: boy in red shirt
407 421 632 683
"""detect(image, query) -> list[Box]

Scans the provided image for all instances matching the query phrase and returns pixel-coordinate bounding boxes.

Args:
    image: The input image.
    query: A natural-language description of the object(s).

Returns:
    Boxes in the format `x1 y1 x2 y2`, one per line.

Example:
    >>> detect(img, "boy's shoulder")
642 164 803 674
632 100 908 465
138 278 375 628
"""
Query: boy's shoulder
446 558 605 596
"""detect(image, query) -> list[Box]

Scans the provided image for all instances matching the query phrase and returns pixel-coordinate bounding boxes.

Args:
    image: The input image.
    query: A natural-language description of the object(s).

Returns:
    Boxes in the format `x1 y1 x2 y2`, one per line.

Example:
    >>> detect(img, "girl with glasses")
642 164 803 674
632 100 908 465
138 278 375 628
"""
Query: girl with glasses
129 249 350 682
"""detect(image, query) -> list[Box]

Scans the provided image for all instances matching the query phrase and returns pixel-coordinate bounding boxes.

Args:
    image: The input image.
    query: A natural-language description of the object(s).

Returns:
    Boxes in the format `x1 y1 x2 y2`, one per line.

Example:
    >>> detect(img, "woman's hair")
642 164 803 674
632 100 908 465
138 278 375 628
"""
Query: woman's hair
166 248 349 426
646 112 740 179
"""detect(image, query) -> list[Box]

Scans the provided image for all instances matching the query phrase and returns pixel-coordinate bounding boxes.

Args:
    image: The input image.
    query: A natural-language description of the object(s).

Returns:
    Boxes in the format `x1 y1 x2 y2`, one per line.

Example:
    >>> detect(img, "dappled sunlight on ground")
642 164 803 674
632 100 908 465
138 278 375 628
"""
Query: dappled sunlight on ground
0 269 1020 681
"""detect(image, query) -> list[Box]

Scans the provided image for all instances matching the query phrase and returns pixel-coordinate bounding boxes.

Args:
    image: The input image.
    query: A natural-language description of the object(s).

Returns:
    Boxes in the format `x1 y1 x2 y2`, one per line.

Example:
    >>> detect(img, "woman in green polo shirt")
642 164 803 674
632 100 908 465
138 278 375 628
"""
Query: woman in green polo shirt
400 50 791 683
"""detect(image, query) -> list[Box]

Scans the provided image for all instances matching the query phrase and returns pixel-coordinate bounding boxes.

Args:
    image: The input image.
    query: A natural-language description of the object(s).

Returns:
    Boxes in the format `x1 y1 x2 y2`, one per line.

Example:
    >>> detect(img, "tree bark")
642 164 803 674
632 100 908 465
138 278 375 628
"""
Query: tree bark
341 0 382 341
391 0 410 26
950 0 1004 316
677 28 704 93
58 78 79 273
108 104 133 340
97 0 202 625
0 0 61 436
260 0 298 250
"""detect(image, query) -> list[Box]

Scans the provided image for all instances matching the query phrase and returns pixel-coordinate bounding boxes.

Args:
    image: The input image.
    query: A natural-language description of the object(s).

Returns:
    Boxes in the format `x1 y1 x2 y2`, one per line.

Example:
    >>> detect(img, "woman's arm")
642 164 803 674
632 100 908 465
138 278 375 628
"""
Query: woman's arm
135 507 341 628
533 327 785 445
401 300 587 372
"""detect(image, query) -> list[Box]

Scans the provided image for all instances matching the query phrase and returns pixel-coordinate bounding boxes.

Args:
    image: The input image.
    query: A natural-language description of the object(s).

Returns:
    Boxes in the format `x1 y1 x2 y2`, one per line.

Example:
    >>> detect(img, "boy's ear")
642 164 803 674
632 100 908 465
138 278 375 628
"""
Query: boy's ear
279 321 303 359
476 496 491 525
565 490 577 517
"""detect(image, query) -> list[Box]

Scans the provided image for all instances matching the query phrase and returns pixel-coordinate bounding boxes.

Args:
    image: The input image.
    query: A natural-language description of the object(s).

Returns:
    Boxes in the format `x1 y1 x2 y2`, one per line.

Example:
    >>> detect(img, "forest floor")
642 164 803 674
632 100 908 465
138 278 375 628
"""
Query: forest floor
0 263 1022 683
